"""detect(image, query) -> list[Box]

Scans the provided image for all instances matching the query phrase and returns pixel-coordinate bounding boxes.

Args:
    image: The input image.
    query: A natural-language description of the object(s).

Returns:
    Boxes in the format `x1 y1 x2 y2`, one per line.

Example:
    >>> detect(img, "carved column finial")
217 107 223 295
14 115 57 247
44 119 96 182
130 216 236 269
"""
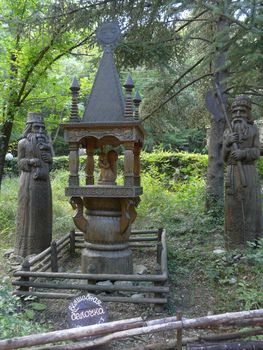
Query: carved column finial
70 77 80 122
133 90 141 119
124 74 134 118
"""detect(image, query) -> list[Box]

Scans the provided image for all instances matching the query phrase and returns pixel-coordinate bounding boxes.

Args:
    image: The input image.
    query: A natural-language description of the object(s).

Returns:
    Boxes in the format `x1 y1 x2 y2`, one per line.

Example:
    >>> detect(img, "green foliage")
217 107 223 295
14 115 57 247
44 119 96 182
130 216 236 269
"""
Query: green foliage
4 150 209 180
140 150 208 180
0 278 46 339
143 128 207 154
0 177 18 241
257 157 263 179
136 165 207 233
49 170 74 237
206 241 263 311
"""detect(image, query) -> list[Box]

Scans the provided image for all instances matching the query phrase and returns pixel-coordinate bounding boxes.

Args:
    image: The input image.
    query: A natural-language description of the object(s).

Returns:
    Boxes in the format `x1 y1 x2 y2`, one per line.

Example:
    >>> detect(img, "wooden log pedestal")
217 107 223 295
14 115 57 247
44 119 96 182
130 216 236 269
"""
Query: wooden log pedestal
70 196 139 275
82 243 133 275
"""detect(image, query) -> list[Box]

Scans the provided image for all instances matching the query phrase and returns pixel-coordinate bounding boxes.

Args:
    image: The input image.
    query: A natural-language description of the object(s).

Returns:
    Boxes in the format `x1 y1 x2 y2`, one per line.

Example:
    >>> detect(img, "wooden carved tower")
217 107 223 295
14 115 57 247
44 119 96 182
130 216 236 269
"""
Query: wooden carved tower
61 22 144 275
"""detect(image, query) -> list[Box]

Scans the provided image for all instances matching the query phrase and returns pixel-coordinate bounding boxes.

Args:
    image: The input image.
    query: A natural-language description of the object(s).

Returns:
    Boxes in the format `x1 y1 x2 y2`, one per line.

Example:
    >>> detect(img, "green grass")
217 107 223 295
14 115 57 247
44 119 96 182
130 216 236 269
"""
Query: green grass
0 277 48 339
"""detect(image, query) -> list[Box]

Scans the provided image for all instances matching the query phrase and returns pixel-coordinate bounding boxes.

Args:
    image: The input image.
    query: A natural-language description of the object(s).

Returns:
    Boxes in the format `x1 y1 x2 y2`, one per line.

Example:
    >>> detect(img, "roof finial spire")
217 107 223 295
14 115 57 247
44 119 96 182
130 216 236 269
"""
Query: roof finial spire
124 74 134 118
133 90 142 119
70 77 80 122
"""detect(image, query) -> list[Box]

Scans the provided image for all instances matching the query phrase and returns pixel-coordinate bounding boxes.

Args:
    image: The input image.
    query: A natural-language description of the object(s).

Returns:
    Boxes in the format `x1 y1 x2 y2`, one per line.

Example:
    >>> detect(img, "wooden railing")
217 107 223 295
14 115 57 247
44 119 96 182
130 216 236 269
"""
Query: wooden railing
0 309 262 350
12 228 168 304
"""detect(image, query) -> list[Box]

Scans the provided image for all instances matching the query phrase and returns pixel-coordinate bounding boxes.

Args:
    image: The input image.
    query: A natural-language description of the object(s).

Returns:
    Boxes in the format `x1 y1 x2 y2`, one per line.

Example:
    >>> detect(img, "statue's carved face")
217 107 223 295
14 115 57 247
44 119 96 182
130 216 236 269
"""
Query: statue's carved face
31 122 47 142
96 22 121 46
232 106 249 121
32 122 45 134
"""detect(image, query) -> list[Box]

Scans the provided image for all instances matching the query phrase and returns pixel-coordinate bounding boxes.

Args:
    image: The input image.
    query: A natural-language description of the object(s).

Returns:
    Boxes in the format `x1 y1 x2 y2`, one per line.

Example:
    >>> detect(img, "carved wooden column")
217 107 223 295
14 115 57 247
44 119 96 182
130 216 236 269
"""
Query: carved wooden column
134 144 141 186
124 142 134 187
69 142 79 186
86 141 94 185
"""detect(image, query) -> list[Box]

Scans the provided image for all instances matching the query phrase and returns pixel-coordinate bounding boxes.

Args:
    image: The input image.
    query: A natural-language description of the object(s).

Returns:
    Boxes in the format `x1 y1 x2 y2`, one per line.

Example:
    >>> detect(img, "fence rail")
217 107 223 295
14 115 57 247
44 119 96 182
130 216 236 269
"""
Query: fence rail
12 228 168 304
0 309 262 350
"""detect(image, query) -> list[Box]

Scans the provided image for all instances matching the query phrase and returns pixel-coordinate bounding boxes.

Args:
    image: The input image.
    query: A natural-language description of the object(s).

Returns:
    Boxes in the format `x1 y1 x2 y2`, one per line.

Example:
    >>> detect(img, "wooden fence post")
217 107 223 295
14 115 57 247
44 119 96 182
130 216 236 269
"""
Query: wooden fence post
157 228 163 264
51 241 58 272
176 311 183 350
19 259 30 292
154 264 163 311
154 228 165 311
69 229 75 256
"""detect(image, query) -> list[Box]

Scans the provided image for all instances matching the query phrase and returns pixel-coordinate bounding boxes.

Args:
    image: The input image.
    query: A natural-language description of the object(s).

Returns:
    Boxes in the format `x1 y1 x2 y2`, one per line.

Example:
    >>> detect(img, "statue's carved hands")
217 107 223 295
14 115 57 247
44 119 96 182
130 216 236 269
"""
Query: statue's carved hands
226 133 239 147
41 152 52 163
231 149 245 161
29 158 41 167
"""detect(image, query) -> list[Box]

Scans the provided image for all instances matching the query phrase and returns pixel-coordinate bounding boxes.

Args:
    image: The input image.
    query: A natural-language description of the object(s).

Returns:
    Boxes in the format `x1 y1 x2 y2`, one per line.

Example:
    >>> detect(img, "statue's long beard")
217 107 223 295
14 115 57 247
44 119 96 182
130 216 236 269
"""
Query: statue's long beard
27 132 48 146
232 119 249 140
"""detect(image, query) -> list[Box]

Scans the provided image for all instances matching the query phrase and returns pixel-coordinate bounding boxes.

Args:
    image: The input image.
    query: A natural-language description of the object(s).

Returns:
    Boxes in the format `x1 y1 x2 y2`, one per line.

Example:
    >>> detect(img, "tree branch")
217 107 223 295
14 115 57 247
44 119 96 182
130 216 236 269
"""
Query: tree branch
201 3 250 30
40 0 114 21
142 73 213 122
155 56 205 105
188 36 212 44
16 24 70 104
19 32 94 104
175 10 208 33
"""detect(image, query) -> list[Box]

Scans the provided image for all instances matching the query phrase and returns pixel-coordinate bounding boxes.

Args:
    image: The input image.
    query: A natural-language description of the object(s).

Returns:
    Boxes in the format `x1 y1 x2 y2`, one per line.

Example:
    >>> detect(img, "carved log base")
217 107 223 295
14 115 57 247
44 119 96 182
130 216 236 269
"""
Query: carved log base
81 246 133 275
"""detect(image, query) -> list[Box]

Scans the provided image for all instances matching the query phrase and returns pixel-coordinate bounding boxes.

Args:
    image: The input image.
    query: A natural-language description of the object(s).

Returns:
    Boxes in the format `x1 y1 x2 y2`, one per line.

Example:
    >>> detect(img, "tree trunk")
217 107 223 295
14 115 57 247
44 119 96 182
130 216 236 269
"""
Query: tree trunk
205 7 230 211
0 116 15 189
206 117 225 210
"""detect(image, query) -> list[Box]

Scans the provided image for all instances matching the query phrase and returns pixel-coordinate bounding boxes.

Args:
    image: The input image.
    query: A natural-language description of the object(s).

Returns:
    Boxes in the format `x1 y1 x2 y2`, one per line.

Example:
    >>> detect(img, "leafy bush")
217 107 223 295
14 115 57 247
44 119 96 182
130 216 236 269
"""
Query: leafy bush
257 157 263 179
0 178 18 246
5 150 209 180
136 163 207 234
206 240 263 311
0 278 46 339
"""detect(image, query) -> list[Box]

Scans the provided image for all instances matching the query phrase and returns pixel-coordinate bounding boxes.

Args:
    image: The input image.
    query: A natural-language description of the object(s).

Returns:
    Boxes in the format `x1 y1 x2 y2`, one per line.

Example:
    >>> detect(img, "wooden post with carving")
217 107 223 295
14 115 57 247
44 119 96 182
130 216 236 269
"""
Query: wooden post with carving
68 142 79 186
86 141 94 185
134 144 141 187
124 142 134 187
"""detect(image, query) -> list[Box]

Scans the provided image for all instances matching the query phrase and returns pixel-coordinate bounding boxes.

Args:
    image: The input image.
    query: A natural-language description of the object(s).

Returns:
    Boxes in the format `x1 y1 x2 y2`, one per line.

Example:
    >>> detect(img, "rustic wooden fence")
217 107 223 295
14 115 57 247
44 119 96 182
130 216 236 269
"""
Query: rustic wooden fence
0 309 262 349
12 228 168 304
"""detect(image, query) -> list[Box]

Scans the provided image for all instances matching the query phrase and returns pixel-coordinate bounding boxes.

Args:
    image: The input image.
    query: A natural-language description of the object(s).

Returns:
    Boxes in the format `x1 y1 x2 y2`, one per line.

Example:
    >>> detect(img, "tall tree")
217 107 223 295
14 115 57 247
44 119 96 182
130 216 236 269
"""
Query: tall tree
205 2 230 211
0 0 92 188
134 0 263 208
0 0 172 189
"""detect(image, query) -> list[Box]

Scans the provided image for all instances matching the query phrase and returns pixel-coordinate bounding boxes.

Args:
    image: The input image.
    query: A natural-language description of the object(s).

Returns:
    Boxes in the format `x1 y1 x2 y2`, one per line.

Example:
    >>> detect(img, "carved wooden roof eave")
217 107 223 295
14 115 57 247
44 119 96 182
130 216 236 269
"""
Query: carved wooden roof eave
65 185 143 198
61 121 145 145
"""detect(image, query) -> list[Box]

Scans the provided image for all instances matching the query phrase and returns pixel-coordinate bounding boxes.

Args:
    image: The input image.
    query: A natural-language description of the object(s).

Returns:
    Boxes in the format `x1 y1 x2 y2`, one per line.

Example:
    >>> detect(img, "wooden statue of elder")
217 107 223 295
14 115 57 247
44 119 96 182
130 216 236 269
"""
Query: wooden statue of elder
15 112 52 257
222 95 263 249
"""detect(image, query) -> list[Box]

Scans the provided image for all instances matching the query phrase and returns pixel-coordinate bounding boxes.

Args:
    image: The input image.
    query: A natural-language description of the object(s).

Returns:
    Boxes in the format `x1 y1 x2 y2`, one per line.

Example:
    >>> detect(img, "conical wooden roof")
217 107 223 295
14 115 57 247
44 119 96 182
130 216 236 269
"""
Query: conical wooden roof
82 47 125 123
